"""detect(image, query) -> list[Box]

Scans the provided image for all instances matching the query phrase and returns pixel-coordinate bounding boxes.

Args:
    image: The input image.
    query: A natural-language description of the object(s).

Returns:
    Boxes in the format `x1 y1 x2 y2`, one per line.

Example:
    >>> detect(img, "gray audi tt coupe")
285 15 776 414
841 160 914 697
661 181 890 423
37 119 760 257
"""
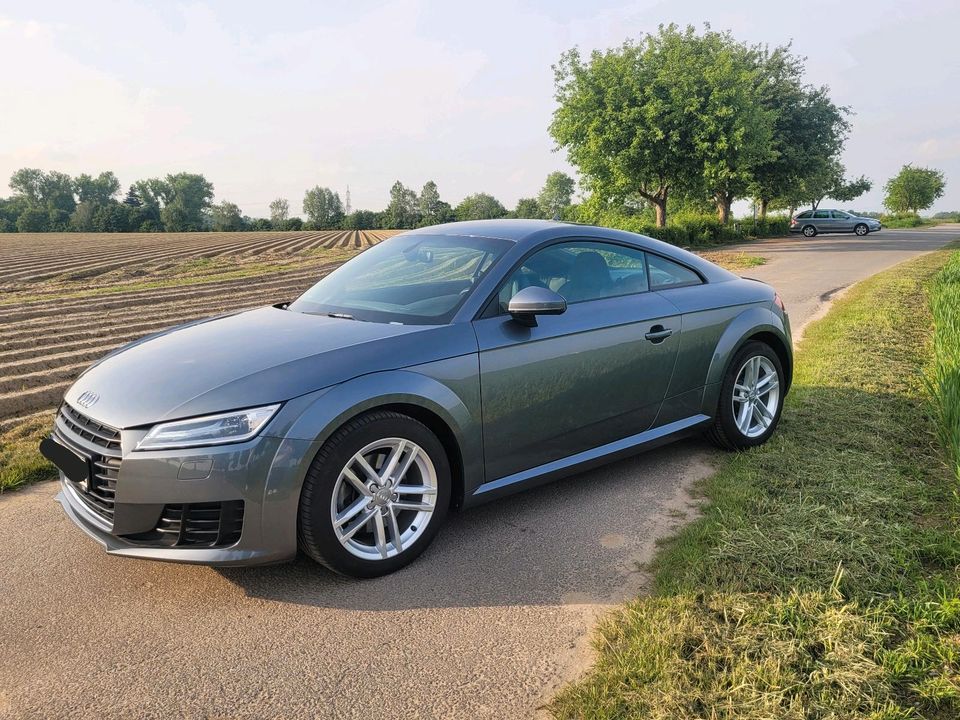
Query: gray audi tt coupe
42 219 792 577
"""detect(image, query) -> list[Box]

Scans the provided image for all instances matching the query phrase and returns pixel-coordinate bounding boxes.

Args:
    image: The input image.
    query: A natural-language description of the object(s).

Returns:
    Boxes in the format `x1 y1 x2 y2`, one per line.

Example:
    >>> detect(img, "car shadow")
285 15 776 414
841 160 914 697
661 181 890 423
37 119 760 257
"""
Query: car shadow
217 437 717 611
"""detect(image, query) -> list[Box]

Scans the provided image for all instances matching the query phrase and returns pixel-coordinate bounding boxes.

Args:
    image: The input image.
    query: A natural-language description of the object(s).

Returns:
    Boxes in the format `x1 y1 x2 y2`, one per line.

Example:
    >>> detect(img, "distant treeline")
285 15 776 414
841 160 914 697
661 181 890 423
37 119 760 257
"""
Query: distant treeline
0 169 578 234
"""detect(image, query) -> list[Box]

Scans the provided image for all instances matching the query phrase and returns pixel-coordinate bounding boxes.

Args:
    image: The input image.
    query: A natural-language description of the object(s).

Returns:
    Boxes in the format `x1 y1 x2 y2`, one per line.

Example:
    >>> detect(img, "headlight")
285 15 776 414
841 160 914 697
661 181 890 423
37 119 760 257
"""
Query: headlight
136 404 280 450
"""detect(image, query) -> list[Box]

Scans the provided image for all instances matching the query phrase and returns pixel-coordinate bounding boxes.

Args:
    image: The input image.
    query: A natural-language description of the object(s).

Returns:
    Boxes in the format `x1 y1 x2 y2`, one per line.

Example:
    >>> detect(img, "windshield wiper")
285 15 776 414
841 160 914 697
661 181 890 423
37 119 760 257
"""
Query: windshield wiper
325 312 359 321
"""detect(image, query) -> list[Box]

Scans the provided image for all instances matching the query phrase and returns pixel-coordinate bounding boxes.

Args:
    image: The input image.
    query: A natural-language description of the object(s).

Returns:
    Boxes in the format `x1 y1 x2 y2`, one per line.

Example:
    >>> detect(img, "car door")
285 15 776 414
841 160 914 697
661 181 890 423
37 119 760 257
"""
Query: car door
472 240 681 482
812 209 832 233
831 210 855 232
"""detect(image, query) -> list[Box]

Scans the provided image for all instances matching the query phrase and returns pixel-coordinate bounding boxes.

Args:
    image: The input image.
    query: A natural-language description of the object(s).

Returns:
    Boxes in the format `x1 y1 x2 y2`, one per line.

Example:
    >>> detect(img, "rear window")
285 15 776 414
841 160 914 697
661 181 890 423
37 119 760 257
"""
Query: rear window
647 254 702 289
796 211 813 219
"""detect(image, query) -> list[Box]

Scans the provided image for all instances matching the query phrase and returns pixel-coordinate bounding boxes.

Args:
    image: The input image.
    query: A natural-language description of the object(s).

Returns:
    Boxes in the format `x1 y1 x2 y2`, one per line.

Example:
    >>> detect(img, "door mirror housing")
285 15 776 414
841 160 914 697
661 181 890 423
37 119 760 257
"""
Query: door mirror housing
507 286 567 326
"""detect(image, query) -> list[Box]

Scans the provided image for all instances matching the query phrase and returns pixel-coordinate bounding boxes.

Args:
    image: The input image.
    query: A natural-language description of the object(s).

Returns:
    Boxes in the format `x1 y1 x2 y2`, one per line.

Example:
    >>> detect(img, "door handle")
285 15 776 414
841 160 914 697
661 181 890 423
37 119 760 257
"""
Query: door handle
645 325 673 343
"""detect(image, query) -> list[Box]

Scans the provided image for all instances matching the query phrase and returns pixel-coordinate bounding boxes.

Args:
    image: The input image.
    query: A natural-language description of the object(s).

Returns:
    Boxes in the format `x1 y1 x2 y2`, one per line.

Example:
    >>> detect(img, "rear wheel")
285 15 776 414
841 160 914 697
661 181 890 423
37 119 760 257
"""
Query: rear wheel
854 223 869 236
707 341 784 450
298 411 450 578
802 225 817 237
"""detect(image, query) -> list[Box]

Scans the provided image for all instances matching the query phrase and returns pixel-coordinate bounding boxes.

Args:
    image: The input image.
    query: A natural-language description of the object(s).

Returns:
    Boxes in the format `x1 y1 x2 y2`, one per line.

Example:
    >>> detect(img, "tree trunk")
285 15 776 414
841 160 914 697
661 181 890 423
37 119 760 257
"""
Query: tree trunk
812 198 821 210
715 193 733 224
759 198 769 220
654 199 667 227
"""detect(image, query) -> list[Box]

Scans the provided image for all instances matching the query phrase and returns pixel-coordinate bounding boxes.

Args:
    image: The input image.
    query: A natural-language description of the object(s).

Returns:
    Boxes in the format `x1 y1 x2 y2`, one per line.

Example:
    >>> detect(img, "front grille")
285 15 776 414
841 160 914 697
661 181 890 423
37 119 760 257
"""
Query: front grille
59 403 122 454
54 403 122 524
125 501 244 548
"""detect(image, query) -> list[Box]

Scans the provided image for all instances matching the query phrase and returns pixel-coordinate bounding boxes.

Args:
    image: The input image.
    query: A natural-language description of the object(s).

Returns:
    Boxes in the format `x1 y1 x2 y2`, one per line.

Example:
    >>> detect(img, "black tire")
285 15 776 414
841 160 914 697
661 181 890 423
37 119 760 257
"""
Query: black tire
802 225 817 237
298 410 451 578
706 341 785 451
854 223 869 236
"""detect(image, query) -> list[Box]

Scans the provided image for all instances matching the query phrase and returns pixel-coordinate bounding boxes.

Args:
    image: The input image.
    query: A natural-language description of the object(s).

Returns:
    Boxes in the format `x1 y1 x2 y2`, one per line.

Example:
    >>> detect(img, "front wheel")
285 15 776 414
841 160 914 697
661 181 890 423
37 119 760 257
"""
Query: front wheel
854 223 869 236
707 341 785 450
298 410 450 577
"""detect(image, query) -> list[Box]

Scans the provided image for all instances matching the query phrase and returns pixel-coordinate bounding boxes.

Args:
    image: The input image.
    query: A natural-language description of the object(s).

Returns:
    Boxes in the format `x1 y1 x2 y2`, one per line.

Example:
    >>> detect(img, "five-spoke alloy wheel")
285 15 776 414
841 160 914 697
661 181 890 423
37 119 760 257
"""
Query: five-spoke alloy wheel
299 411 450 577
708 341 785 450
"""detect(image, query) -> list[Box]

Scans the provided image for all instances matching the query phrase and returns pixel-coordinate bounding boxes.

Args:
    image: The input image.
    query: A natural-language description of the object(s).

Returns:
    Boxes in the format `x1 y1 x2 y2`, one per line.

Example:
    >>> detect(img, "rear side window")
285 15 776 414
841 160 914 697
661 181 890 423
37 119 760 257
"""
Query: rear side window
831 211 850 219
796 211 813 219
813 210 830 218
647 254 701 289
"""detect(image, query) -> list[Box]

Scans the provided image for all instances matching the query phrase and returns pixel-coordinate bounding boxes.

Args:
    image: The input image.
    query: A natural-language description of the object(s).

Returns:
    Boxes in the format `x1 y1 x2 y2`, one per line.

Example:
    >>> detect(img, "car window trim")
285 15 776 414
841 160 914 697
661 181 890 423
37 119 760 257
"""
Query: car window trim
474 237 704 320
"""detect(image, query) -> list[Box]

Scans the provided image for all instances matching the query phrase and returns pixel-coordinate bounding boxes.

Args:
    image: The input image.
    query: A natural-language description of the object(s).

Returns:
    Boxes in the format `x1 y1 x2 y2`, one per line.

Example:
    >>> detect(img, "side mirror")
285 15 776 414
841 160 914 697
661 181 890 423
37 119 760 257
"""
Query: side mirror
507 286 566 327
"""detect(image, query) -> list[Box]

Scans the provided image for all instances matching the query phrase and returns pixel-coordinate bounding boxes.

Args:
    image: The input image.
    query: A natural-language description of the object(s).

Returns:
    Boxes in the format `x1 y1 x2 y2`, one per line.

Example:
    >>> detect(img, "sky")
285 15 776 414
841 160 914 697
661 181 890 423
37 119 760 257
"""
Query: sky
1 0 958 217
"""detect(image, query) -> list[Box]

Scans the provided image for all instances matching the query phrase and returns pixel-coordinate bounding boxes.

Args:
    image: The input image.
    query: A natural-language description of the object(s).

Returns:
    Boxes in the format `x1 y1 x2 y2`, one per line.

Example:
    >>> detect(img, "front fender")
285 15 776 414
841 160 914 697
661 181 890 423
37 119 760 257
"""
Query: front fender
258 359 482 556
702 305 792 415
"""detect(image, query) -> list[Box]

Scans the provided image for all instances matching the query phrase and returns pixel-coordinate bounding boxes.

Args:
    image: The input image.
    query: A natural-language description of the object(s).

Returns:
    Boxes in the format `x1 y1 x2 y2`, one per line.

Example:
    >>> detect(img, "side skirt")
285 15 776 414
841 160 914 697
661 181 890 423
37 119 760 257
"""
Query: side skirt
466 414 711 507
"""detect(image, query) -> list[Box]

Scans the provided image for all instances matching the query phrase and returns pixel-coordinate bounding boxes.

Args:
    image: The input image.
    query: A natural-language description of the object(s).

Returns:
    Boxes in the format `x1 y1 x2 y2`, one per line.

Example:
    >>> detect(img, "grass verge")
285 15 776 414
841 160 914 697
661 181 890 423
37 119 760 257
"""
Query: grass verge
0 413 55 492
551 247 960 719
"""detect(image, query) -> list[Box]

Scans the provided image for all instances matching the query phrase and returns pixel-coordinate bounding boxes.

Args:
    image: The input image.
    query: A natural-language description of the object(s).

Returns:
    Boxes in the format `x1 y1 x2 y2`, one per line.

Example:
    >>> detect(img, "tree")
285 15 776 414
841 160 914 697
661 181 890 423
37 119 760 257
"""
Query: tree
269 198 289 225
9 168 45 204
454 193 507 221
537 172 576 218
382 181 419 228
74 172 120 205
9 168 76 214
343 209 379 230
211 201 244 231
551 26 772 227
883 165 946 214
122 185 142 207
16 207 49 232
777 159 870 211
157 173 214 231
417 181 452 226
749 46 851 219
514 197 543 219
302 186 344 229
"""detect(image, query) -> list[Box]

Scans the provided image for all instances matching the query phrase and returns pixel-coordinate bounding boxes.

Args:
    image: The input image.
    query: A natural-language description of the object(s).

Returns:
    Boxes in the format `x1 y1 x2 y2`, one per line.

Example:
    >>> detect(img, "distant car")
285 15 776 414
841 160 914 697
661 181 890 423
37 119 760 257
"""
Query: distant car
42 220 792 577
790 209 882 237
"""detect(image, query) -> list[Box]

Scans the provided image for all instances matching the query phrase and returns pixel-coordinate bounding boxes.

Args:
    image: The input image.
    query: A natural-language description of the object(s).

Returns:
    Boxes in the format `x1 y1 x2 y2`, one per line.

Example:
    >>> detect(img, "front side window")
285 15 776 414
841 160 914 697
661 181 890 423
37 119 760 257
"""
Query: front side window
497 241 648 311
290 234 510 324
647 254 702 289
813 210 831 218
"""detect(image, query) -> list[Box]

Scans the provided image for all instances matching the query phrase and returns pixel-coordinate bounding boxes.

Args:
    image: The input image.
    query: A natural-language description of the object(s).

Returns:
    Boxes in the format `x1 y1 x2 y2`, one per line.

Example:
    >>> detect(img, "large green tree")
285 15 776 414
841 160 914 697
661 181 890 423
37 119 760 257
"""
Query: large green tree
537 171 576 219
9 168 76 214
73 172 120 205
302 186 344 229
382 181 419 228
749 47 851 218
269 198 289 225
417 181 453 226
454 193 507 221
158 173 214 231
883 165 946 214
514 197 543 219
551 25 773 227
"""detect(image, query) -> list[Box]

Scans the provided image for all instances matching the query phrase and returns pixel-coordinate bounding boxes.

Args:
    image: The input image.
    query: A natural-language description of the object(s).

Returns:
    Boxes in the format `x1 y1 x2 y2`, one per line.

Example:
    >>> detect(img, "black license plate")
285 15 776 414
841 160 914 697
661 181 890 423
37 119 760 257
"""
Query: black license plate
40 436 91 487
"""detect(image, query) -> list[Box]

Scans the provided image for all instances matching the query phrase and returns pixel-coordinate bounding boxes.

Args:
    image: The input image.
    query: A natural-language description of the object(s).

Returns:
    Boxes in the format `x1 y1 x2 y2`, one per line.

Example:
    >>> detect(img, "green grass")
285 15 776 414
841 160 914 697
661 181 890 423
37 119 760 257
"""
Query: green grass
928 253 960 483
699 251 767 271
882 214 939 229
551 248 960 719
0 413 55 492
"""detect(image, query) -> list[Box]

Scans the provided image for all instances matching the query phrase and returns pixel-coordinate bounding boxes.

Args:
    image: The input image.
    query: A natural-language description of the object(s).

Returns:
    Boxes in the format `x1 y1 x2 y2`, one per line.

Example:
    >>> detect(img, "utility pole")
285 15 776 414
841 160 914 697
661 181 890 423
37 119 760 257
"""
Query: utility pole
344 185 352 216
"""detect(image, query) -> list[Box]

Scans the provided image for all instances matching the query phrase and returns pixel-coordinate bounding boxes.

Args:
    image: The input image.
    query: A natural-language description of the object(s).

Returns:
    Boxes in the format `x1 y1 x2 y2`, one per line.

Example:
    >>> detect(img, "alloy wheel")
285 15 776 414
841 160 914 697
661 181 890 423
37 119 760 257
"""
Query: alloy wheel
330 438 438 561
731 356 780 438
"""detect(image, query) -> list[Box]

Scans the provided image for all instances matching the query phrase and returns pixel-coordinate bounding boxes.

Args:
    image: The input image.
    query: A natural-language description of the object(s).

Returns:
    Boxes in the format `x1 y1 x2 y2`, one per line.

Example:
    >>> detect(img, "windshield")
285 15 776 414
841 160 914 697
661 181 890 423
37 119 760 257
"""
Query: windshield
289 234 512 324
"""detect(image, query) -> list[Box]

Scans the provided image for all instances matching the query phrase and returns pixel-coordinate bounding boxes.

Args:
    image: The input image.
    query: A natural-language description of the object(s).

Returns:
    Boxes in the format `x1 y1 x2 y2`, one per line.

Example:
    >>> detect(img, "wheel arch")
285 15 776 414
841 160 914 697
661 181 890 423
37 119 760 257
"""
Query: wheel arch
743 330 792 392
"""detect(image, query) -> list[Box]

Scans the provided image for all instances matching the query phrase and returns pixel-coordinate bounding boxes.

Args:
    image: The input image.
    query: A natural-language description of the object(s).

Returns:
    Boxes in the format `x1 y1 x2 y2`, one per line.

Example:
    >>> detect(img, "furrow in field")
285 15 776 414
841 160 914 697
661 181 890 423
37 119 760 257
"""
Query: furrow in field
0 380 75 419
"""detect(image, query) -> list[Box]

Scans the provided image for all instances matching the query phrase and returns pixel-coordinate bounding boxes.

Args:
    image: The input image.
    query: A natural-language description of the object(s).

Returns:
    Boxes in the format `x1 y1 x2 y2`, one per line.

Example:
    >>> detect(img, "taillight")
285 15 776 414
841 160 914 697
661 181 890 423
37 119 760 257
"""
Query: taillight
774 293 786 312
790 217 797 226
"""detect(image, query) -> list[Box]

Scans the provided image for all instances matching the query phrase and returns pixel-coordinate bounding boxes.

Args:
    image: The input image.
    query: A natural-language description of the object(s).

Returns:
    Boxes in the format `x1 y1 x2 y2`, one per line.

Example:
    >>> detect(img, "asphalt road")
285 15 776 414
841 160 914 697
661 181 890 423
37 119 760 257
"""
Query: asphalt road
1 227 957 720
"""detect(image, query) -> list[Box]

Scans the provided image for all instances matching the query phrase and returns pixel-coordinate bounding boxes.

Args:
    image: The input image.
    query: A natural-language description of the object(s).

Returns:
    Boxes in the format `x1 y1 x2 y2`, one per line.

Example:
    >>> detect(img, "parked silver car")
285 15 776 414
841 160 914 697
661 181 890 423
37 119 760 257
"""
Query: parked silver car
789 209 882 237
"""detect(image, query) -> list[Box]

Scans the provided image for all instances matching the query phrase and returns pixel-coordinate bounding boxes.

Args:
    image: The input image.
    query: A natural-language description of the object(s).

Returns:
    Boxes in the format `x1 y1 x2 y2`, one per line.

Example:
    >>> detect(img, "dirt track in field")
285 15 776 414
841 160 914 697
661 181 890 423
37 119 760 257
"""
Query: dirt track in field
0 230 397 426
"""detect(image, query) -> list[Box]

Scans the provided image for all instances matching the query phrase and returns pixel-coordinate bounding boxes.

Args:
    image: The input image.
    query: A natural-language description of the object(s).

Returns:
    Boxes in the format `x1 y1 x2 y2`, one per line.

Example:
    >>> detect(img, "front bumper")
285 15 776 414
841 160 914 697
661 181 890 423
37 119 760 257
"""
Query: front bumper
53 429 315 567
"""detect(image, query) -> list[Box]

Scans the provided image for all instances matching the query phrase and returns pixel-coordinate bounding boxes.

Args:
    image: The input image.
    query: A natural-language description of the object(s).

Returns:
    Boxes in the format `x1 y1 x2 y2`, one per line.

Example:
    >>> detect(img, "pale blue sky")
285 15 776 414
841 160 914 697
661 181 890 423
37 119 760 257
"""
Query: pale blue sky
1 0 957 216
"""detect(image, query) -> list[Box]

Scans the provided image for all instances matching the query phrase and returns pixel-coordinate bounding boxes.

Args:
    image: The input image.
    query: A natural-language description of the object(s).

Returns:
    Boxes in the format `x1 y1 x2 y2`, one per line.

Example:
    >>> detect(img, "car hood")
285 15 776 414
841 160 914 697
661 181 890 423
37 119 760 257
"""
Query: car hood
64 306 477 428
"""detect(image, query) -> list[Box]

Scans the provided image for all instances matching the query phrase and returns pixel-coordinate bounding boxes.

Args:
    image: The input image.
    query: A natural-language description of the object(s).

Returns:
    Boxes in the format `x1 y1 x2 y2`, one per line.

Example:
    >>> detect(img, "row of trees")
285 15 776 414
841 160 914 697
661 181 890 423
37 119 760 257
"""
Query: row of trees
550 24 873 226
0 167 578 233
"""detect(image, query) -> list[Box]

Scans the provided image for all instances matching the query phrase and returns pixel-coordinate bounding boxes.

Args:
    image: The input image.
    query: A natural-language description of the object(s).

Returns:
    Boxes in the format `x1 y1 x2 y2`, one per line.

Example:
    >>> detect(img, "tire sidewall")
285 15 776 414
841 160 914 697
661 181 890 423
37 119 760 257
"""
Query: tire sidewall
803 225 816 237
716 342 785 449
855 223 868 236
299 414 451 578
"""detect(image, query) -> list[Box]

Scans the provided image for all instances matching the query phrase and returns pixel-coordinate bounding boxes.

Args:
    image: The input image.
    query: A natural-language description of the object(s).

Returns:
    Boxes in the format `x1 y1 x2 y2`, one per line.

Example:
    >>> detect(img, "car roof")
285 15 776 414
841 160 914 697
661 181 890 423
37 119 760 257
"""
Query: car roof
402 219 569 242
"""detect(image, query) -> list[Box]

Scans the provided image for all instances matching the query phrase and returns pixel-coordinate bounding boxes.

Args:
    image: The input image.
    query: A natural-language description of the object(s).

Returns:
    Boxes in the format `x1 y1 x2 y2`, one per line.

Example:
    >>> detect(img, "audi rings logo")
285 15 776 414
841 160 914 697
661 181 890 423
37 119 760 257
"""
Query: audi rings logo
76 391 100 409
